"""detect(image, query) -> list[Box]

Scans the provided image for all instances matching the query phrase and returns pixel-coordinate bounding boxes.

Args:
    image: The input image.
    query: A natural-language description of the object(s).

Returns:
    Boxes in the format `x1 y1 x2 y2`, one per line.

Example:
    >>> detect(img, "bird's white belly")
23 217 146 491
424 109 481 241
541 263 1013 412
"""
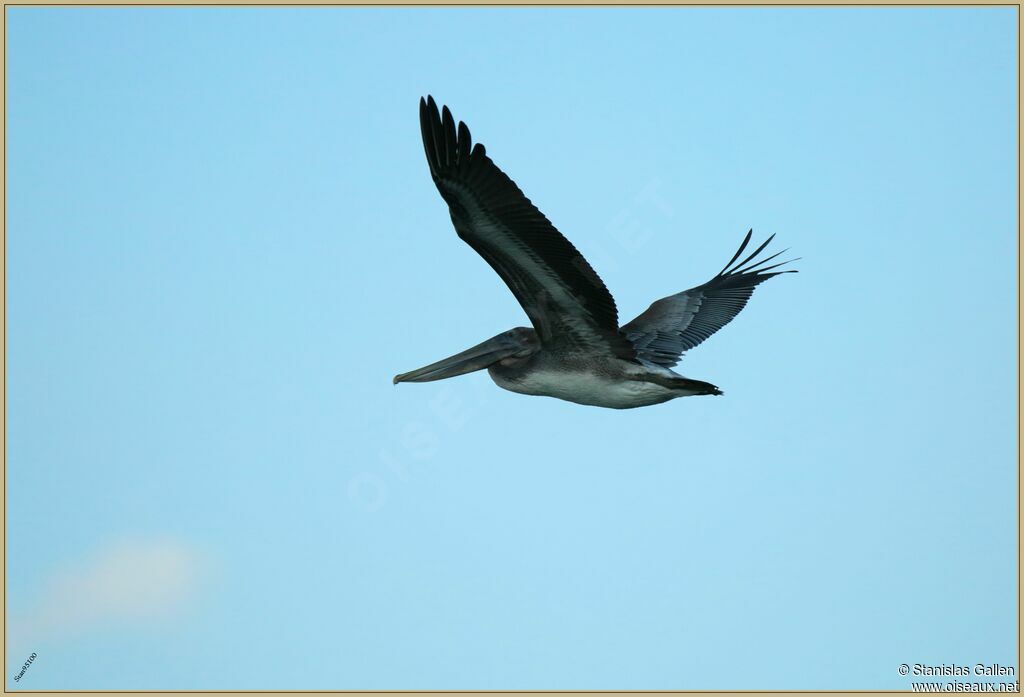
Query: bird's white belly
490 368 680 409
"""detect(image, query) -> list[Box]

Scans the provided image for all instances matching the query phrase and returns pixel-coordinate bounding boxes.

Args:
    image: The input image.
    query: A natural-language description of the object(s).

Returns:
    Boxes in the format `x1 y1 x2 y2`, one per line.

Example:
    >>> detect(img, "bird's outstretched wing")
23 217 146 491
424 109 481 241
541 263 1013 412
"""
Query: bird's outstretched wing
621 231 796 368
419 96 635 359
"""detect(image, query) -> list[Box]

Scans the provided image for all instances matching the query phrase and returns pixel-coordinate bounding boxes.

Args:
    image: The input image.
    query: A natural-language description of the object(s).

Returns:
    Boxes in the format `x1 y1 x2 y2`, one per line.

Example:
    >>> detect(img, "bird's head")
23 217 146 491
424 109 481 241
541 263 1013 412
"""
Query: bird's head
393 327 537 385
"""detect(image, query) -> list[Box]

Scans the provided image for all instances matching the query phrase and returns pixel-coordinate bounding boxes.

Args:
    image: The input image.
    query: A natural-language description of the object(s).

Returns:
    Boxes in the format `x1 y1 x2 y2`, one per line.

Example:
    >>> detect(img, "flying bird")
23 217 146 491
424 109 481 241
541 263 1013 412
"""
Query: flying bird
394 96 796 409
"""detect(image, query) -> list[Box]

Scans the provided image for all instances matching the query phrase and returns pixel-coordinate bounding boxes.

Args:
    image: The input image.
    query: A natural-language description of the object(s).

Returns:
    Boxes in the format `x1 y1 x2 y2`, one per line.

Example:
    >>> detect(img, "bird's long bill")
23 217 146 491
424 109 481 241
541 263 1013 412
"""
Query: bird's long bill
393 333 520 385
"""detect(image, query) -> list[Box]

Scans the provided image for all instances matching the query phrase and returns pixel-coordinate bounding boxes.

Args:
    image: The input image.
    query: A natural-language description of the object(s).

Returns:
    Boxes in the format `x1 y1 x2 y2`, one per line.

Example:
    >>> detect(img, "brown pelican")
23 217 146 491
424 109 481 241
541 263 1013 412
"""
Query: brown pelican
394 96 796 409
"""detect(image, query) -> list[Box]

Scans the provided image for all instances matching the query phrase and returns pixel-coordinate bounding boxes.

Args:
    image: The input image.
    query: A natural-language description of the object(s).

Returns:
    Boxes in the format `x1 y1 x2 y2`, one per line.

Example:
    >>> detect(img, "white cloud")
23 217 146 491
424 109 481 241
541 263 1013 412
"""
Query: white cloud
11 537 207 649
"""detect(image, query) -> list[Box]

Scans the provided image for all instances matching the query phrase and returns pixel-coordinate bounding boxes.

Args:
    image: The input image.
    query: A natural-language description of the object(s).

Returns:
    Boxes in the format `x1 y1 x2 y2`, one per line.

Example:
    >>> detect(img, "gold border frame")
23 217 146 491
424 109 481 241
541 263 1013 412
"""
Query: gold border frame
1 3 1018 695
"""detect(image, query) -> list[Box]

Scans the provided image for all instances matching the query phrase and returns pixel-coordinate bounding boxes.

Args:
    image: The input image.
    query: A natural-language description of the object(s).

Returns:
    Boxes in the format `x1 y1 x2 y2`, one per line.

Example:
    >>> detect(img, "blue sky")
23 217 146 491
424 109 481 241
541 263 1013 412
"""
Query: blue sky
6 6 1017 690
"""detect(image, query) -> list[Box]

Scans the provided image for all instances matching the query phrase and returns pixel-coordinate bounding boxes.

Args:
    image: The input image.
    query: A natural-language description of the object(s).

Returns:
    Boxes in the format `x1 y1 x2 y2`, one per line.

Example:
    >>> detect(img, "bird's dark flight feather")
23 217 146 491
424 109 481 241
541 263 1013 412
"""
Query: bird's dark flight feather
621 230 797 368
419 96 635 359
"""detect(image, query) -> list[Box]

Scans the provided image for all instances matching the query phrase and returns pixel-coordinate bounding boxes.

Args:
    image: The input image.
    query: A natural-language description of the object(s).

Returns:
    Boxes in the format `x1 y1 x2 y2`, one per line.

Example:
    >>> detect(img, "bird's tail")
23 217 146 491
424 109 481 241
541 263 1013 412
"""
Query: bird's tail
671 377 723 396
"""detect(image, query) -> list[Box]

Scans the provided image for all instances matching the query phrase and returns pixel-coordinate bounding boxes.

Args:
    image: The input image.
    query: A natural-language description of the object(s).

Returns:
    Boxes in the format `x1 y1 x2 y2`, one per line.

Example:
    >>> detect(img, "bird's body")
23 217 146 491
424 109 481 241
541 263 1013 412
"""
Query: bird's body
487 344 718 409
393 96 796 409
